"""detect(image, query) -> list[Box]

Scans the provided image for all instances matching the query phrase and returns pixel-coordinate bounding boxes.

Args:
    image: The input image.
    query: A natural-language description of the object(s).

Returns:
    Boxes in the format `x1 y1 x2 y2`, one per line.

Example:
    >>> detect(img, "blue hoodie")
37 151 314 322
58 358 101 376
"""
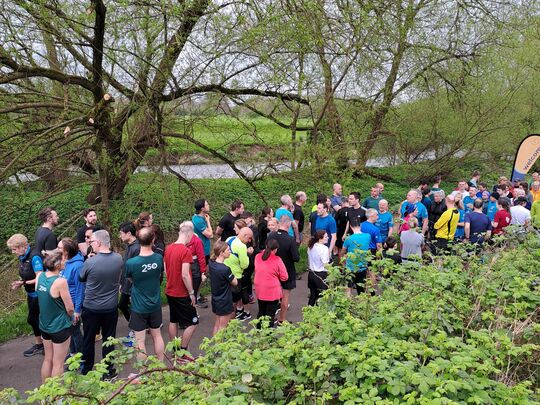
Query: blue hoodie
61 252 85 313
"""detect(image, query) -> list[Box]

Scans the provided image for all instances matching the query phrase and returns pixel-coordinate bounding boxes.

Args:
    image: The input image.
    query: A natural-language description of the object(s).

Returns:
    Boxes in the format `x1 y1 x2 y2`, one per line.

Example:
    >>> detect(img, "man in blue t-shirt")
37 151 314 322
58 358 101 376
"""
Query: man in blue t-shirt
484 192 499 221
375 199 393 243
7 234 45 357
314 202 337 254
400 189 428 236
464 199 492 244
192 199 213 263
463 187 477 213
361 209 383 253
275 195 299 243
341 218 372 295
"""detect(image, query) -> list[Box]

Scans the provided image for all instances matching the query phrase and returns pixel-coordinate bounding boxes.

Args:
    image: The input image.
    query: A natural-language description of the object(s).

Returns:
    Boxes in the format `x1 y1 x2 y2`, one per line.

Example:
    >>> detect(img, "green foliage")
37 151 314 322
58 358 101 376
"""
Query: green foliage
13 234 540 404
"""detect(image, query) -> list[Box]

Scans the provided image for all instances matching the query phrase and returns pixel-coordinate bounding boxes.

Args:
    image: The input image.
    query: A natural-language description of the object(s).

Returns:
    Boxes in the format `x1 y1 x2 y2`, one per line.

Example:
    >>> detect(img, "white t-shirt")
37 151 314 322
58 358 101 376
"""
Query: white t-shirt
308 243 330 272
510 205 531 225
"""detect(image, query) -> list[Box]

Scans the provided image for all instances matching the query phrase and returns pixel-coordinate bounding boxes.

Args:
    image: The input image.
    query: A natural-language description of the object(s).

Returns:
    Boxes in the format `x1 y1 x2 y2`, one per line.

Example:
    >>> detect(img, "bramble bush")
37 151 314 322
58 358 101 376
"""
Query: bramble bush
2 232 538 404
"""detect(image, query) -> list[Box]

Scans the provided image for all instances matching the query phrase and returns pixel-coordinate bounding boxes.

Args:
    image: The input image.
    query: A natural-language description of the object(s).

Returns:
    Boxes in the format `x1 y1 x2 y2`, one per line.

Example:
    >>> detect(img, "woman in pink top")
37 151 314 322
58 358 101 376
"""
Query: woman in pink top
254 239 288 328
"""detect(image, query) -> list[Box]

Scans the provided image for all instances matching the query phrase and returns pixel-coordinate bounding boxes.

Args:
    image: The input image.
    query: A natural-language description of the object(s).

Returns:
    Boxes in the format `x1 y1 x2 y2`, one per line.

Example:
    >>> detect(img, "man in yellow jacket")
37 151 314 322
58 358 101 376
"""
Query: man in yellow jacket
433 195 460 253
531 198 540 228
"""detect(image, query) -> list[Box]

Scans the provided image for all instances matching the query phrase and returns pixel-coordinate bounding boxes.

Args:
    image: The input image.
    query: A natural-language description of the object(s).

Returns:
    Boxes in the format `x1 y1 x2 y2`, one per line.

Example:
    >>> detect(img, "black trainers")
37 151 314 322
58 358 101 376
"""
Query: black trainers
236 310 251 321
23 344 44 357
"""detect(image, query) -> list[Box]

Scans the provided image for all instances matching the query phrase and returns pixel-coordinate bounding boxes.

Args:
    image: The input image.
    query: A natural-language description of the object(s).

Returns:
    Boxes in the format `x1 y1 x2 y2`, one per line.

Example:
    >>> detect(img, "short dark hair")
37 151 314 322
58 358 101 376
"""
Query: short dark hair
60 238 79 259
349 217 360 228
473 199 484 209
385 236 397 249
82 208 96 218
422 187 431 197
241 211 253 219
515 196 528 205
138 227 155 247
419 179 428 186
349 192 360 201
118 221 136 235
316 194 327 205
194 199 206 213
231 200 243 211
38 207 54 223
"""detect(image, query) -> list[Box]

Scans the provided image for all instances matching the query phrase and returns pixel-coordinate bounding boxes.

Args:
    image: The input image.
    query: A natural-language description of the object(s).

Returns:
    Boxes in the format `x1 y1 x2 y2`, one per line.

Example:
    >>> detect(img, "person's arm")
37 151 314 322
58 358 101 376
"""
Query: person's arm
492 212 499 229
342 221 350 241
79 261 89 282
238 244 250 270
291 238 301 262
434 211 449 230
195 239 206 274
329 233 337 254
230 276 238 287
464 222 470 240
277 259 289 281
202 215 213 238
57 278 74 318
72 264 85 320
291 220 300 243
387 216 394 237
181 262 196 306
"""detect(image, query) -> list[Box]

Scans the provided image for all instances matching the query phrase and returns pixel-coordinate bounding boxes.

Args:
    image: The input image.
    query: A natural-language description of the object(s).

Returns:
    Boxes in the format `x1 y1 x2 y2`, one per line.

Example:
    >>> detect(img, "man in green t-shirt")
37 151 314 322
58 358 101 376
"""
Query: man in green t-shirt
126 227 165 362
363 187 383 210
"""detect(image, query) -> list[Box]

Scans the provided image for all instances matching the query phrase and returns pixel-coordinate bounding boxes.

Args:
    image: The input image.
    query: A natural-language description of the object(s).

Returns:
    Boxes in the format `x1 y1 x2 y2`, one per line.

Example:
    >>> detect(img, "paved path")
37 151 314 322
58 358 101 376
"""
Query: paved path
0 274 309 394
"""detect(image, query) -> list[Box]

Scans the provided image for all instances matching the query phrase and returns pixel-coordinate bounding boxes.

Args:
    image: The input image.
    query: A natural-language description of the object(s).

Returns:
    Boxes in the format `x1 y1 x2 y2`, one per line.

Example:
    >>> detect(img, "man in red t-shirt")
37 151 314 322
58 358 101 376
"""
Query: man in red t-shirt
164 221 198 359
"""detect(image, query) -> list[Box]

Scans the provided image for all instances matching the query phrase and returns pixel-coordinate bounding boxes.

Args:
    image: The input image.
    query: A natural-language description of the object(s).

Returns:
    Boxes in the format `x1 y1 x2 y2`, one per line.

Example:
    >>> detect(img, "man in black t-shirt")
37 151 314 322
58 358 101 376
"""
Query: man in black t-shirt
267 216 300 324
216 200 245 241
342 192 367 238
293 191 307 243
76 208 101 257
34 207 59 255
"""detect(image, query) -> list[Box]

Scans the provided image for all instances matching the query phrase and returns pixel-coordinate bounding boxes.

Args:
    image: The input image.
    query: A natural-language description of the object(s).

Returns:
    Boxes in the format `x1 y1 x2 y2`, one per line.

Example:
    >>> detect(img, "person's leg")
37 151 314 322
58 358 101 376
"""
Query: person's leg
181 325 197 350
51 337 71 378
243 265 254 297
40 338 53 382
192 276 202 301
27 295 43 346
118 293 131 323
256 299 267 329
355 271 367 295
266 300 280 327
307 272 319 306
134 330 147 362
81 308 98 374
278 289 291 322
100 309 118 375
149 328 165 362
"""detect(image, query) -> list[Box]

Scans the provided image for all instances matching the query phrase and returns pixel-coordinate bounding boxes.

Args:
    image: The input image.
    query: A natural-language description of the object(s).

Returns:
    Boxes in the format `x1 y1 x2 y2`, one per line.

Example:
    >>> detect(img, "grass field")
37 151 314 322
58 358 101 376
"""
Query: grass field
161 115 310 158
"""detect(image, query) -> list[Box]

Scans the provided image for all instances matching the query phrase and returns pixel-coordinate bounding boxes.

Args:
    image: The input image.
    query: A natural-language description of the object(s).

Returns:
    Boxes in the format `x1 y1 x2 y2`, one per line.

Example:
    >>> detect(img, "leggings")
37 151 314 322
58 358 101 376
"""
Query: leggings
27 295 41 337
307 271 328 306
256 299 280 328
118 293 131 323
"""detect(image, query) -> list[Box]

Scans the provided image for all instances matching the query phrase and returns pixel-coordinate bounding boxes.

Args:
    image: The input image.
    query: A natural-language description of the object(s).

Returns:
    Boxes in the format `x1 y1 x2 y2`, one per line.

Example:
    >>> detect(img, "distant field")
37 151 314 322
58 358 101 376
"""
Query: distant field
163 115 311 155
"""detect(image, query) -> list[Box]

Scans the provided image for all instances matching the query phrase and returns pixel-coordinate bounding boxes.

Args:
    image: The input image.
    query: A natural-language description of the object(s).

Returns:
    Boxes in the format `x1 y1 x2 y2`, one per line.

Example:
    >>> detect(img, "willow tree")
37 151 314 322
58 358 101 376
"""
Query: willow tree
0 0 307 207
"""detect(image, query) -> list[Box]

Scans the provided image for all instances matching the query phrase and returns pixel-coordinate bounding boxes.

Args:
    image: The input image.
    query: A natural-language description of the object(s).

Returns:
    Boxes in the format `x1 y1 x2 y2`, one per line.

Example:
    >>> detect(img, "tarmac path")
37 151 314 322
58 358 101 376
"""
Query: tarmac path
0 274 309 395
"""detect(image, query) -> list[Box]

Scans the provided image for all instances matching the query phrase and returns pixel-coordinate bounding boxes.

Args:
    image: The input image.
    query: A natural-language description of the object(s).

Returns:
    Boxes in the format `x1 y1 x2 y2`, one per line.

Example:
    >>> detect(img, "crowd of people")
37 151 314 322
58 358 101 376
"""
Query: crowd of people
6 170 540 382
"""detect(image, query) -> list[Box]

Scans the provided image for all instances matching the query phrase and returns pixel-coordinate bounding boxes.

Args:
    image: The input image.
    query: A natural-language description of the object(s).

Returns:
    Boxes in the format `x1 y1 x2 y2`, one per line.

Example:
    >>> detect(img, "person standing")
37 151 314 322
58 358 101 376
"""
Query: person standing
79 230 123 376
76 208 100 257
293 191 307 244
224 227 253 320
7 234 45 357
314 202 337 256
164 222 198 358
268 216 300 324
36 250 73 383
400 218 425 261
330 183 344 213
216 200 245 241
184 222 207 308
35 207 59 254
58 238 85 356
341 218 372 295
209 241 238 335
464 199 492 245
257 207 274 251
361 209 383 254
363 187 382 210
400 190 429 236
118 222 141 345
275 195 300 243
125 227 165 362
510 197 531 226
192 199 213 263
254 239 289 328
531 197 540 227
485 191 499 221
433 196 459 253
492 198 512 236
428 190 447 239
307 230 330 306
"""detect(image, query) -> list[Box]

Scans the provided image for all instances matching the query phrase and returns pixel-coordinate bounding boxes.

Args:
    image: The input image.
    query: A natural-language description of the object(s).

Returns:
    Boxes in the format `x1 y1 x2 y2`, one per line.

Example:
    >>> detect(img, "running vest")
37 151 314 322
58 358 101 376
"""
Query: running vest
19 246 41 294
36 274 71 333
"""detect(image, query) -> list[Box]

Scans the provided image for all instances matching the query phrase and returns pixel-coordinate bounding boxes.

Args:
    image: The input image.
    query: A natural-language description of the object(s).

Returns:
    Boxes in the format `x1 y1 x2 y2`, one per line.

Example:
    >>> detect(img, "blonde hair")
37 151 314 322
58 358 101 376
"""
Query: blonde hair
6 234 28 249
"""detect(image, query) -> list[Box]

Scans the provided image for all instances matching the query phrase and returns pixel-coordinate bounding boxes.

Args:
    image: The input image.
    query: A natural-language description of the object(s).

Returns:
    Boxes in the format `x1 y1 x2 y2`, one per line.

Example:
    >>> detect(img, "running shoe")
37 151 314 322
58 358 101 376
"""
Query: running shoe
23 343 44 357
236 310 251 321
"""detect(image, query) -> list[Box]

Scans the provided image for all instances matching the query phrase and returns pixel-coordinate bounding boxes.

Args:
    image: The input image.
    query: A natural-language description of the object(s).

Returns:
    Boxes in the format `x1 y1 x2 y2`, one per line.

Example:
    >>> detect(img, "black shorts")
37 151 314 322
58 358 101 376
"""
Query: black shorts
42 327 71 344
129 309 162 332
212 298 234 316
231 280 244 303
166 295 199 328
347 270 367 289
281 270 296 290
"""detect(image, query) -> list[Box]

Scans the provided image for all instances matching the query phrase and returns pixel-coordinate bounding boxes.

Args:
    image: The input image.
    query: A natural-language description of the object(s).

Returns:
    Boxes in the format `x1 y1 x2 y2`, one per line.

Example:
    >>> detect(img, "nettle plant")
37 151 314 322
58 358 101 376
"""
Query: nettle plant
2 234 539 404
